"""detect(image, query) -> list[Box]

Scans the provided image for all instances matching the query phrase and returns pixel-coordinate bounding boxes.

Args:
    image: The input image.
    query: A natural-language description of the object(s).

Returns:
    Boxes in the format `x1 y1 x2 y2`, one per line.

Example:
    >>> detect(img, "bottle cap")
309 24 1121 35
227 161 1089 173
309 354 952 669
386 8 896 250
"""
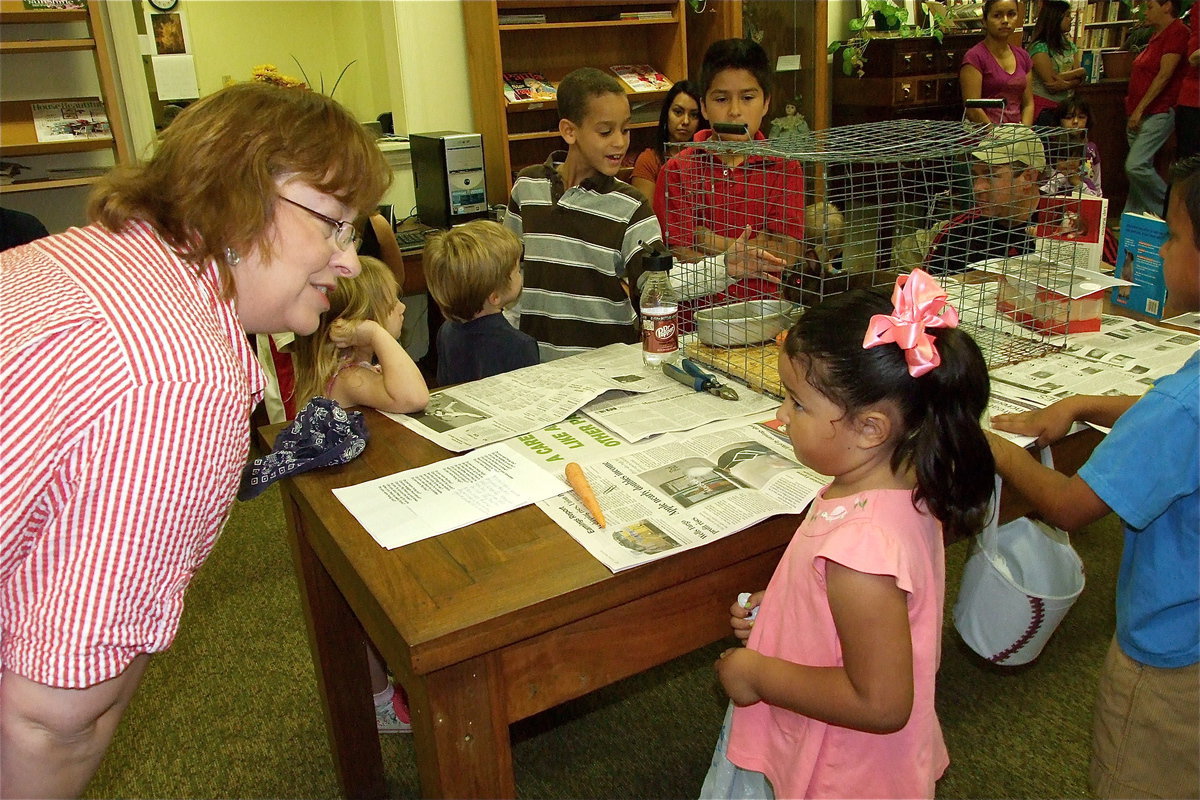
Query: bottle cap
643 248 672 272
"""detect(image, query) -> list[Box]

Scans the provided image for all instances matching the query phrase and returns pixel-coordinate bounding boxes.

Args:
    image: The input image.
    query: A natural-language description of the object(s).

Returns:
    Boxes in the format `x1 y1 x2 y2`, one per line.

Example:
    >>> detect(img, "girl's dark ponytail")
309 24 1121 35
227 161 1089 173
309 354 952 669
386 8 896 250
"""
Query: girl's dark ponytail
906 327 994 541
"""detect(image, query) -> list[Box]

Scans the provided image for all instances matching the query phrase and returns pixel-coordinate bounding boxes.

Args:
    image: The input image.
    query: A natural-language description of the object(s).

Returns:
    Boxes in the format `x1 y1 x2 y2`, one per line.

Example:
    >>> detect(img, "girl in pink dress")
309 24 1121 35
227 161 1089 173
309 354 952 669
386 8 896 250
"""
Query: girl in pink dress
291 255 429 733
701 270 994 799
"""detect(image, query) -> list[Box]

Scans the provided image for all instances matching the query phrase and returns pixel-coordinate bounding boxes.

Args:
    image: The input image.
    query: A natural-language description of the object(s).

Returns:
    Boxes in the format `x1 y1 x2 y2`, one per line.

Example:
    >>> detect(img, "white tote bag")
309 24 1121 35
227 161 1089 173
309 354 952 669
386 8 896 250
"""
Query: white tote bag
954 449 1086 666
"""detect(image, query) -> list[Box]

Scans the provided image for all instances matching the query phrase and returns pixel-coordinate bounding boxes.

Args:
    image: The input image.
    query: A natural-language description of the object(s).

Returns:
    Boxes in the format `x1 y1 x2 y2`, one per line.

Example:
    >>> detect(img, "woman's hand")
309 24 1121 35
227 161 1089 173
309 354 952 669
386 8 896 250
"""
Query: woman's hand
1127 108 1144 132
715 647 763 706
724 226 785 280
729 590 763 641
329 318 381 350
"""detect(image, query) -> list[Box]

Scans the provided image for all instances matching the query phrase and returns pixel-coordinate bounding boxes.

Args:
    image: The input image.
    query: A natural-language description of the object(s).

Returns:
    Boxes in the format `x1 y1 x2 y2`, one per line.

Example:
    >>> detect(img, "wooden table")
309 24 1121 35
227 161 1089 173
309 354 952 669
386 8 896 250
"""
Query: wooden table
264 408 1102 799
266 411 799 798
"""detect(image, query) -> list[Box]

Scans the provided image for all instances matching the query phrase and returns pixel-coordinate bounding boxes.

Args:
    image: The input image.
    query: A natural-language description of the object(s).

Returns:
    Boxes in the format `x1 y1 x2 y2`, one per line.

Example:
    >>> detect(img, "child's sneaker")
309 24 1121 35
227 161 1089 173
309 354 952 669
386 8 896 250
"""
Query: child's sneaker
375 686 412 734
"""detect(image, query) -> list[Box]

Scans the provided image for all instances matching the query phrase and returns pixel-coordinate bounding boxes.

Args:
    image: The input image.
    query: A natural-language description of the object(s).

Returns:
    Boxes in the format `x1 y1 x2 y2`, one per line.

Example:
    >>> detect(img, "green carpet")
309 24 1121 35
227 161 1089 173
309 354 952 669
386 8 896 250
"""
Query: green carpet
85 484 1121 799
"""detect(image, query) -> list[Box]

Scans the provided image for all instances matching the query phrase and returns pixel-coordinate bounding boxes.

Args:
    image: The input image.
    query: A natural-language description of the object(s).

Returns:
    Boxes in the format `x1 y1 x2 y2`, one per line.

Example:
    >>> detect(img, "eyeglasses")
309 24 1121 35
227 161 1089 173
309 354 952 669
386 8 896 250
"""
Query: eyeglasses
278 195 361 252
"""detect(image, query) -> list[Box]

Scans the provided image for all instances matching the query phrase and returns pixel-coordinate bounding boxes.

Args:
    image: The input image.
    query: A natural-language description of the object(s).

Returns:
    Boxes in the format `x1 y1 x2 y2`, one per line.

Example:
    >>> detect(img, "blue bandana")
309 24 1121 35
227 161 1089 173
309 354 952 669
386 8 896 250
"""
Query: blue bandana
239 397 369 500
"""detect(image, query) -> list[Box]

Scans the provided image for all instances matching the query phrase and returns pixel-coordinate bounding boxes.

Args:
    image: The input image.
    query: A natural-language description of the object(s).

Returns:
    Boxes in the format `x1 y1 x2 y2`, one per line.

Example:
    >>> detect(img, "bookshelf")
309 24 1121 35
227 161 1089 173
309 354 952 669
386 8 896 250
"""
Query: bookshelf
463 0 691 204
0 0 131 196
1079 0 1135 50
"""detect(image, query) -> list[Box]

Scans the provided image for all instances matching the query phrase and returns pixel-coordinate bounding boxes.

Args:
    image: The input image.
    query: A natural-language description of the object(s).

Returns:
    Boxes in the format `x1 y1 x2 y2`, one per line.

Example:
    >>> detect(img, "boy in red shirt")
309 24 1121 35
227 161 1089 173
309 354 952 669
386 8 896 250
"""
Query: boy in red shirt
654 39 801 308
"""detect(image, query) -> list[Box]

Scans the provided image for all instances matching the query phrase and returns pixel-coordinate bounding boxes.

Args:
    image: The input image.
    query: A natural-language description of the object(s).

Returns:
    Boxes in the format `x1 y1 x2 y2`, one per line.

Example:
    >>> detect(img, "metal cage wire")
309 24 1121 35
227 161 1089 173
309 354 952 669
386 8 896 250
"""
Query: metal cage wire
660 118 1102 397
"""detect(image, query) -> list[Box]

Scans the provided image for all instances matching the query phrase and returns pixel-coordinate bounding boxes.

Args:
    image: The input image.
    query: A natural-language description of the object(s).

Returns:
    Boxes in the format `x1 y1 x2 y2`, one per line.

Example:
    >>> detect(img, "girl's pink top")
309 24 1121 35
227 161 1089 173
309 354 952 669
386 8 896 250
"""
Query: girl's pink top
727 486 949 799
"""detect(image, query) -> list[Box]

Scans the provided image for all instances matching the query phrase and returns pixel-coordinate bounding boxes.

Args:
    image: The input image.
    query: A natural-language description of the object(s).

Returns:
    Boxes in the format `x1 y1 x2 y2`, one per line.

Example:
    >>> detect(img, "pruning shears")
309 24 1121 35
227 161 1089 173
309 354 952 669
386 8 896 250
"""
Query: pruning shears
662 359 739 401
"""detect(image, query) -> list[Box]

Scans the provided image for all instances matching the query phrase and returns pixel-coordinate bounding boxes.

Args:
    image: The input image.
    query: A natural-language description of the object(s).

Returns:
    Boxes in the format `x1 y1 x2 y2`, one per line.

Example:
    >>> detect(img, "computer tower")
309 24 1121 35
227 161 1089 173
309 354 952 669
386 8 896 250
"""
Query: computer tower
410 131 488 228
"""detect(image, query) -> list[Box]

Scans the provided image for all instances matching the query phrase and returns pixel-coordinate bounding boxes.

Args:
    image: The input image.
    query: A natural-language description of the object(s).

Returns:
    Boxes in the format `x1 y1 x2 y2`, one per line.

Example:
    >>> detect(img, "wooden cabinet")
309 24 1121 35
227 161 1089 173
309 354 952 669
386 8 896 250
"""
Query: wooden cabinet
832 32 980 126
0 0 131 195
463 0 690 205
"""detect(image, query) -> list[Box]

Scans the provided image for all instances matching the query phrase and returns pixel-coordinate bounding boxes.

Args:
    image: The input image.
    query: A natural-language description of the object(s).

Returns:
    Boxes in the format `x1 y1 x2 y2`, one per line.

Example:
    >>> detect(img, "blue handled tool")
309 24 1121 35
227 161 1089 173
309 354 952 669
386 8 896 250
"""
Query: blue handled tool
662 359 739 401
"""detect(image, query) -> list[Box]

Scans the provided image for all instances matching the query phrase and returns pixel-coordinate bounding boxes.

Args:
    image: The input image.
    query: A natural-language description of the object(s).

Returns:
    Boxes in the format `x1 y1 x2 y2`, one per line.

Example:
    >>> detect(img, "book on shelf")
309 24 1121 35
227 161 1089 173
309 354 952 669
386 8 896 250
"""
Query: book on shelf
610 64 671 93
619 10 673 20
498 13 546 25
502 72 557 104
1080 49 1103 83
31 99 110 144
1111 211 1169 319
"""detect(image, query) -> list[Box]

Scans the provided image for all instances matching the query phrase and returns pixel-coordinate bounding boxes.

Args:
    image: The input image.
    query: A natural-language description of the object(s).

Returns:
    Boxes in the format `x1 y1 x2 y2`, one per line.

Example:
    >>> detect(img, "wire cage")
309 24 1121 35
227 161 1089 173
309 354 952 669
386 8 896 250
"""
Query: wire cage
660 118 1107 398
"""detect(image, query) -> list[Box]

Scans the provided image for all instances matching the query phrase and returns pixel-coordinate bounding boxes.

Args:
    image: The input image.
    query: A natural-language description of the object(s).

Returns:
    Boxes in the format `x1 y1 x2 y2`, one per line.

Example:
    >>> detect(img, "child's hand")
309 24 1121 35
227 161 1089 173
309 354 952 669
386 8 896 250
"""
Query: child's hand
990 401 1077 447
725 226 785 280
715 647 763 706
729 591 763 641
330 318 380 350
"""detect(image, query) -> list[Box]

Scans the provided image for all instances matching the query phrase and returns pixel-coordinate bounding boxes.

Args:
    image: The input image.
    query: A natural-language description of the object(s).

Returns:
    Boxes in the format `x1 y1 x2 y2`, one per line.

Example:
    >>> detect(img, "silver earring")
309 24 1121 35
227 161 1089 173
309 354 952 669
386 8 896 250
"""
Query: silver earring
225 247 240 266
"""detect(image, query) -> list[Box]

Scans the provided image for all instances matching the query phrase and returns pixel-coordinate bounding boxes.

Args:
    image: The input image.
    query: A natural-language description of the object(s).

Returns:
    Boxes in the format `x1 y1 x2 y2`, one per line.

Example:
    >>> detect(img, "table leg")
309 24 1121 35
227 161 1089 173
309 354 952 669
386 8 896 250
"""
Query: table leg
284 490 387 800
410 654 514 799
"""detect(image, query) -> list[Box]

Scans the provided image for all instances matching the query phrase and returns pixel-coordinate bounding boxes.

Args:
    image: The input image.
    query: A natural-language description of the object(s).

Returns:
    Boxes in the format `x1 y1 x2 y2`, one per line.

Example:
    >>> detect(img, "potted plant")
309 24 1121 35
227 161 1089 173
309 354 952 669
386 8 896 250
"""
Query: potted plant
828 1 951 78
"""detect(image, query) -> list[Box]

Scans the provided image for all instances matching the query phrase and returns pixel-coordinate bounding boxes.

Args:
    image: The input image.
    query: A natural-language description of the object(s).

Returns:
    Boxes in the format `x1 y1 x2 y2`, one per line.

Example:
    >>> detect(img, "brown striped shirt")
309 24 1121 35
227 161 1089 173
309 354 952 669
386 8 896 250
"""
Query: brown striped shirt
505 152 663 360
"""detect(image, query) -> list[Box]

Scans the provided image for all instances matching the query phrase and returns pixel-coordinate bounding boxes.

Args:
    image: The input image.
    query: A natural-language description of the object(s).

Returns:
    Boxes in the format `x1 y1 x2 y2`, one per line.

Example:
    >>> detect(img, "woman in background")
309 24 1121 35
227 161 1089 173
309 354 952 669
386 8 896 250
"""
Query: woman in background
631 80 706 209
1123 0 1188 216
1028 0 1086 123
961 0 1035 125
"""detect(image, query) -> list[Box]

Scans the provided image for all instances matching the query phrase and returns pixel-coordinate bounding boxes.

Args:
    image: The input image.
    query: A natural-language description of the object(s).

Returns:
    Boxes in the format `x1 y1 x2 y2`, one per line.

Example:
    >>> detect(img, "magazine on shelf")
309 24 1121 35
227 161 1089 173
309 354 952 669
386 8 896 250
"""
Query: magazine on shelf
1111 211 1169 319
502 72 557 103
609 64 671 92
31 100 110 143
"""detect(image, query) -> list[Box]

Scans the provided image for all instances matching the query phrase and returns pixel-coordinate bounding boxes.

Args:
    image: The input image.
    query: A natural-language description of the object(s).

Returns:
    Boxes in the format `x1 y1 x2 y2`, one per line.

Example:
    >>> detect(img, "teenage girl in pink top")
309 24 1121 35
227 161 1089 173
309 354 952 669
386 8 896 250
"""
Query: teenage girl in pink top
961 0 1035 125
701 270 994 799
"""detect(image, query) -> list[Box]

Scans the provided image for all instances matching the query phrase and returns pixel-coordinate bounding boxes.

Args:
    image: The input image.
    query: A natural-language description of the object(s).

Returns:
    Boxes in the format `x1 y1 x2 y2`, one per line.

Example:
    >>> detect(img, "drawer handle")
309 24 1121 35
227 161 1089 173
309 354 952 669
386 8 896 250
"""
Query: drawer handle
902 53 913 66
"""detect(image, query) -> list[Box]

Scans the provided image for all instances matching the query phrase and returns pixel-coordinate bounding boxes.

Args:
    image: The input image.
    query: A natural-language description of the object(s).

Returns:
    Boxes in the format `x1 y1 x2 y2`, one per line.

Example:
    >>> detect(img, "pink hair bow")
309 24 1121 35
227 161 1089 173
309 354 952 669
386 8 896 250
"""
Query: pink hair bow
862 269 960 378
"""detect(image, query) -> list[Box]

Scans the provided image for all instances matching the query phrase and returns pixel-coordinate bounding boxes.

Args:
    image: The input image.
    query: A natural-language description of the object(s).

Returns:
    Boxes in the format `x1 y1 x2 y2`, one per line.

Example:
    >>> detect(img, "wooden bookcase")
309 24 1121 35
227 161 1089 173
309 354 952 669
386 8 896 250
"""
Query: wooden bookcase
1078 0 1135 50
463 0 691 204
0 0 131 195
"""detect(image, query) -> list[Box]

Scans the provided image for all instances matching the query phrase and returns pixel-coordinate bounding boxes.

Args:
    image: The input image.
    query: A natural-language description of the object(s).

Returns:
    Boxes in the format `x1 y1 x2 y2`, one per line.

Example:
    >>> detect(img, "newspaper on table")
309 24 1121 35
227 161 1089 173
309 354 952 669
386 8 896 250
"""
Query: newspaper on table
580 374 777 442
385 344 779 452
1161 311 1200 332
536 415 830 573
333 443 569 550
1062 314 1199 378
502 412 640 472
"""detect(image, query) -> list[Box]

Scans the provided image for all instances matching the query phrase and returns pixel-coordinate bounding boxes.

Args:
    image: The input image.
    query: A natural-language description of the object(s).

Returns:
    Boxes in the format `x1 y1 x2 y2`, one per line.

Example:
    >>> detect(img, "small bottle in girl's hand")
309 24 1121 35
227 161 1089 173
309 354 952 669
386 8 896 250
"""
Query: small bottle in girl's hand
737 592 758 622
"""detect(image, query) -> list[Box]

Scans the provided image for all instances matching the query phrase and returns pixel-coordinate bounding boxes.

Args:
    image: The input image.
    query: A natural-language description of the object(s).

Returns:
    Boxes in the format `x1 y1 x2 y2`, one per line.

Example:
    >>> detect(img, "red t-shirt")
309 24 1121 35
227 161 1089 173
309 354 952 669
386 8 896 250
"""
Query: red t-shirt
1126 18 1190 116
653 129 805 305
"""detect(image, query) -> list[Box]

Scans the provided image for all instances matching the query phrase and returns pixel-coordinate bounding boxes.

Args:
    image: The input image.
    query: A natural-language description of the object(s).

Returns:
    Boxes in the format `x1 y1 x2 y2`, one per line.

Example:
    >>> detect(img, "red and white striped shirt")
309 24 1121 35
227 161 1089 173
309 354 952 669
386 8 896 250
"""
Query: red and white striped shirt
0 222 265 688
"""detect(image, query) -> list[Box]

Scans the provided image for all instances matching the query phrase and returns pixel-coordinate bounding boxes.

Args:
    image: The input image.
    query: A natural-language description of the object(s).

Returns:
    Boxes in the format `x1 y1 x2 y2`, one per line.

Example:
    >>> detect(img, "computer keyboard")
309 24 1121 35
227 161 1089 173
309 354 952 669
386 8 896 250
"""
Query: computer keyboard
395 226 436 251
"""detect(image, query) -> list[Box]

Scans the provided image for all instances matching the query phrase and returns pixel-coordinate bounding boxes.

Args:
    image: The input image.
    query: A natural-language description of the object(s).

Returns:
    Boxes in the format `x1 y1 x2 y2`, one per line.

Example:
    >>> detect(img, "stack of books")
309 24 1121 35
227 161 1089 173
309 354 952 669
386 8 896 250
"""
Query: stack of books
498 13 546 25
619 10 673 20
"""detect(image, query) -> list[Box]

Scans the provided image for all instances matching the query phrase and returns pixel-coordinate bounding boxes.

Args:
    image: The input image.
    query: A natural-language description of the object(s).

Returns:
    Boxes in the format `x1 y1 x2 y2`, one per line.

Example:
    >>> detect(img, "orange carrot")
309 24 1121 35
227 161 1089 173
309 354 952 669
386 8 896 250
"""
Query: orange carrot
565 462 605 527
775 329 787 348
